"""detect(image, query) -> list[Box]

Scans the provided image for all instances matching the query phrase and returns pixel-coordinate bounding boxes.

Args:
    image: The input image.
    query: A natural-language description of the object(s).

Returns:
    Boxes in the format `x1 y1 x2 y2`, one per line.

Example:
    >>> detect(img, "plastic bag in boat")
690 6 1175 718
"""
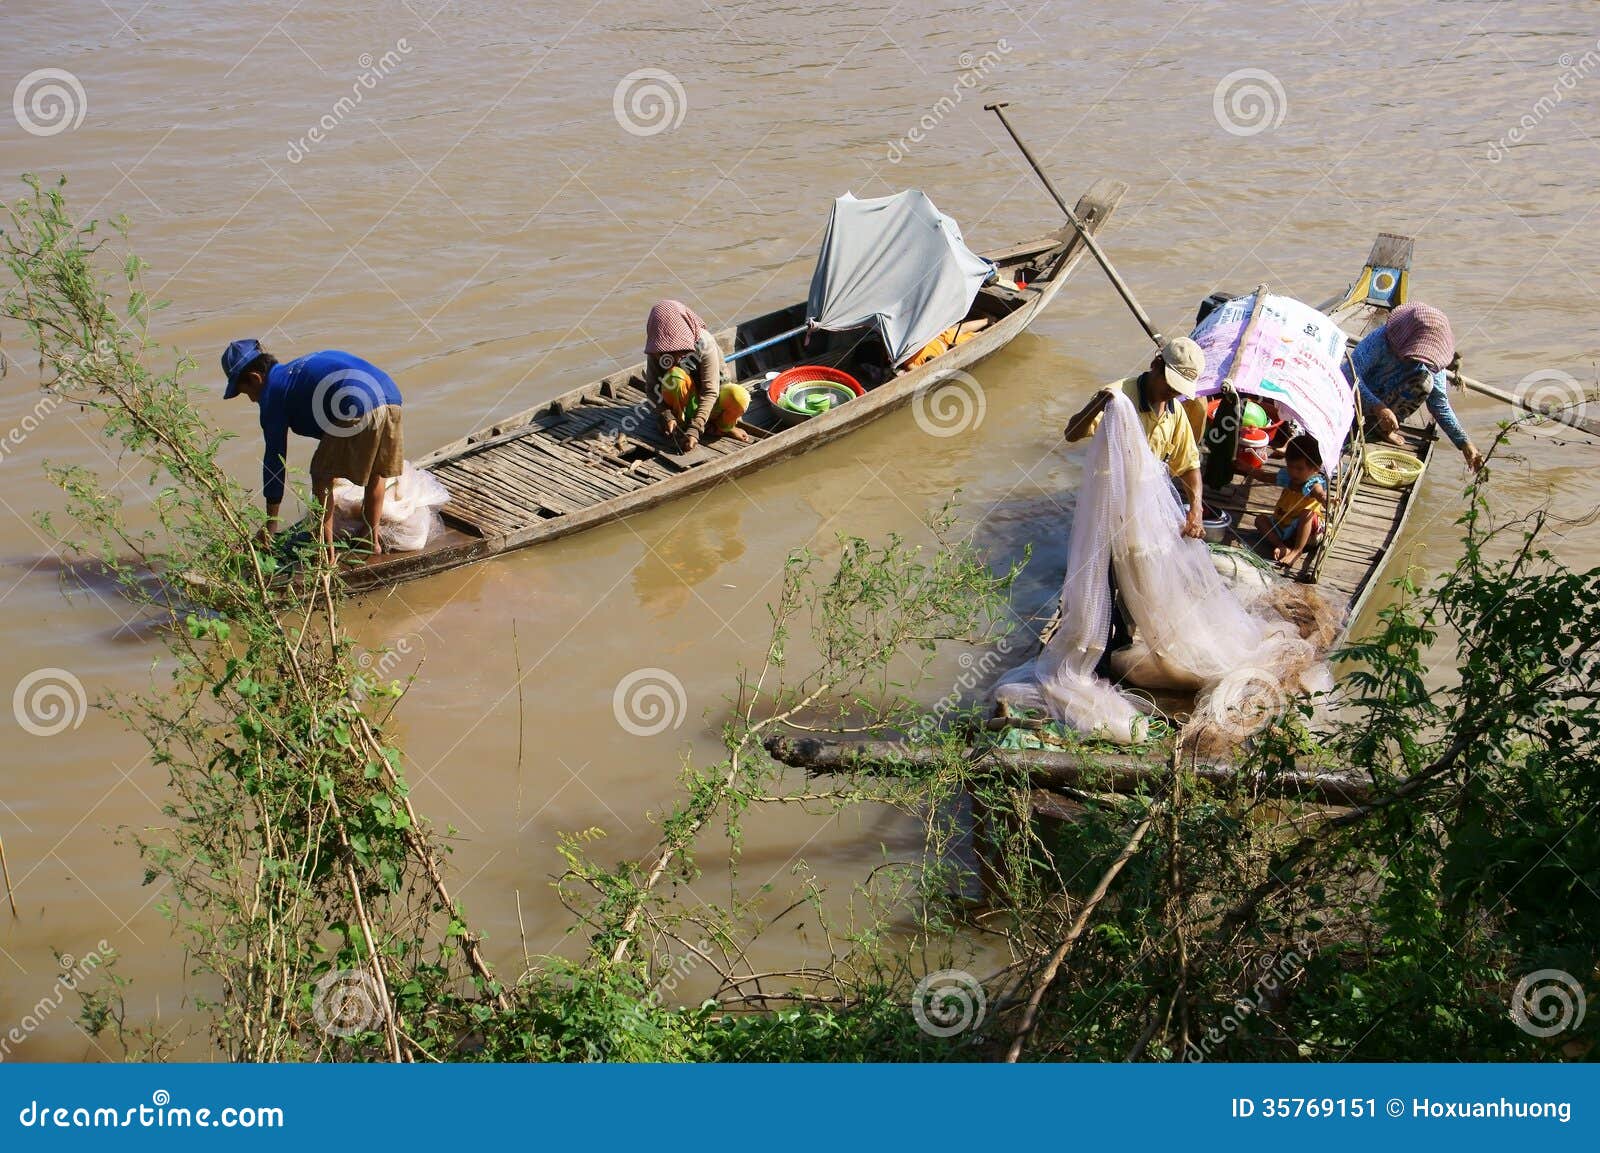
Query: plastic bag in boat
991 390 1328 745
331 462 450 553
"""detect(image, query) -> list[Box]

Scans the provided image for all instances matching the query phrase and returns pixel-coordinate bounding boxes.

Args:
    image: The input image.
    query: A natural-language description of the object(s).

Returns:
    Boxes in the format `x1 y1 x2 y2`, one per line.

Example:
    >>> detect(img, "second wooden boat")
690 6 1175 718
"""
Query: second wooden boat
769 233 1441 803
333 179 1128 591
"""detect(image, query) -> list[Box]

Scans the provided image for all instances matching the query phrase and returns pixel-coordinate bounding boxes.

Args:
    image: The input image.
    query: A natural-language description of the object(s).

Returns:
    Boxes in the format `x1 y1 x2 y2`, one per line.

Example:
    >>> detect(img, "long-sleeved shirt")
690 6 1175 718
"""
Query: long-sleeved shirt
259 350 402 503
644 329 725 440
1343 327 1469 449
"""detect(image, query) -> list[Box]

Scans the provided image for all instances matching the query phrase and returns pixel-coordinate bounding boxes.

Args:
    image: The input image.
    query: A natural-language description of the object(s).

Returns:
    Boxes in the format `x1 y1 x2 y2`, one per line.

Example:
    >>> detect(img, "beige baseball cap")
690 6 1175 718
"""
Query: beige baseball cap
1159 336 1205 398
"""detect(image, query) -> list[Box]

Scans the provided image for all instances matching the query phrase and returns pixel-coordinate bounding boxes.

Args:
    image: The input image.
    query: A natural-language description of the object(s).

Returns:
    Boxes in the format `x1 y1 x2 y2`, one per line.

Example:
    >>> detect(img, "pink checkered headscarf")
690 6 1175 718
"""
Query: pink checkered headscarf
644 299 706 356
1383 302 1454 371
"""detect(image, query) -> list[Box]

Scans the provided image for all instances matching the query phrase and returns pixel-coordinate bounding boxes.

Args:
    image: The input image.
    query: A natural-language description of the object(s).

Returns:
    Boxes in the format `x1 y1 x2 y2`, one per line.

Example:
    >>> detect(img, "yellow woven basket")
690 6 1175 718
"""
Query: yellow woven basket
1364 446 1425 489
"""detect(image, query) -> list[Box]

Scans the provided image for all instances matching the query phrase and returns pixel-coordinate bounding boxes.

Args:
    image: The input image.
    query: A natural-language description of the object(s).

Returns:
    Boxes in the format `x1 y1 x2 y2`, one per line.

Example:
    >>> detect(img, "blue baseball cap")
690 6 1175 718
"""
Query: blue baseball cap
221 338 265 398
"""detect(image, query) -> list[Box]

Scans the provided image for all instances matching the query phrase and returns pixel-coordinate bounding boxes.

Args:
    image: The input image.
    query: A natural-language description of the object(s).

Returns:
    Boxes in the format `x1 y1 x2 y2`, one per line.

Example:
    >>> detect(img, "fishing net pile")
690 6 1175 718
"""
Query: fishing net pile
992 391 1332 747
331 462 450 552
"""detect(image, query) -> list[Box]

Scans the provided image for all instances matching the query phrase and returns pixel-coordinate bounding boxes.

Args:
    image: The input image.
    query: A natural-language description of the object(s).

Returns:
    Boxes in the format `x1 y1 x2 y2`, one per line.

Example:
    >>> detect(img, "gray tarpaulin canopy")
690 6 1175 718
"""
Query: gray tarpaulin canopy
805 190 993 365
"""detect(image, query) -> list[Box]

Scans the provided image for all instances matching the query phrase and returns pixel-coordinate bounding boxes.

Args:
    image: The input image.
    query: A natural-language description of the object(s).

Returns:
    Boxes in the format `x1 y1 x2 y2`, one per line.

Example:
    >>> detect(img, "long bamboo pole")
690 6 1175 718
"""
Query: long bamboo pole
985 102 1164 347
0 832 16 918
1453 366 1599 438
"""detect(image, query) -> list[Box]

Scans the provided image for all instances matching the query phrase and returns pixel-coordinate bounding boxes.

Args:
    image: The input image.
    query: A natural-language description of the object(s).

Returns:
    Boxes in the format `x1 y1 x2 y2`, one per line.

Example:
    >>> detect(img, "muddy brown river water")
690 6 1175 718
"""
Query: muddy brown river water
1 1 1596 1058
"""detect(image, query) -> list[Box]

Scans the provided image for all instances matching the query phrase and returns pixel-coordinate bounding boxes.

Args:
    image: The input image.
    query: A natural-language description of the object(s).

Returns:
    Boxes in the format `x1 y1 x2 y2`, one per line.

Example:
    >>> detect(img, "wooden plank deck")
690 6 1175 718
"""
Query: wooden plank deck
1203 420 1434 634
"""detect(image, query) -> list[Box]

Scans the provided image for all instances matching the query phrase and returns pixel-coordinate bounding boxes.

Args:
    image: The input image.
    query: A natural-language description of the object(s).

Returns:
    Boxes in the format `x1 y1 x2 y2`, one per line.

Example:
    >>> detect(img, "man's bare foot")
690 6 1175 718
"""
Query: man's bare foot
725 426 752 443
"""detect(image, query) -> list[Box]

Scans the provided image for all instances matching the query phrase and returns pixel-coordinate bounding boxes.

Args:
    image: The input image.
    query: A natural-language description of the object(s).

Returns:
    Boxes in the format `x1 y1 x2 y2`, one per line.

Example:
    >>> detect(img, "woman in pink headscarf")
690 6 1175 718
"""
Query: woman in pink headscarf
1342 302 1483 471
643 300 751 452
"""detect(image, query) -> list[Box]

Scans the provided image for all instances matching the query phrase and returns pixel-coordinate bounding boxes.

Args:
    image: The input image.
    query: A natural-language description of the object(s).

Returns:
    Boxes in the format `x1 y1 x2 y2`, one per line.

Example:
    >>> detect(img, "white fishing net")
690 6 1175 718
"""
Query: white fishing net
992 390 1330 745
331 462 450 552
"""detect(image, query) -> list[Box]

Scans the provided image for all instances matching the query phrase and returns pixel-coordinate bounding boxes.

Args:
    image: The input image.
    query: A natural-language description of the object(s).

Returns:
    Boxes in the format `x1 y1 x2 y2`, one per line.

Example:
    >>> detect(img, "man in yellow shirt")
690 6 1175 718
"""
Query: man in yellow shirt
1064 337 1208 540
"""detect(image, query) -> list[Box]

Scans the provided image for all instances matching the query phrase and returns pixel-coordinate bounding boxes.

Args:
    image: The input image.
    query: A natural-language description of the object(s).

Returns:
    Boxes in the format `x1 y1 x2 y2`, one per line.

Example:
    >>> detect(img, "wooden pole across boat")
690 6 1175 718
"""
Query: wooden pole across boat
1452 364 1600 439
1223 286 1271 391
985 101 1164 347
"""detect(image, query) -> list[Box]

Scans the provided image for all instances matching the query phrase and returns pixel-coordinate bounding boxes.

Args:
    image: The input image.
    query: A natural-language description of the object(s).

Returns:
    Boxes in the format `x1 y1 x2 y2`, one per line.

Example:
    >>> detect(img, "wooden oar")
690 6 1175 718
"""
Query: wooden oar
1452 367 1600 438
0 831 16 918
985 102 1165 347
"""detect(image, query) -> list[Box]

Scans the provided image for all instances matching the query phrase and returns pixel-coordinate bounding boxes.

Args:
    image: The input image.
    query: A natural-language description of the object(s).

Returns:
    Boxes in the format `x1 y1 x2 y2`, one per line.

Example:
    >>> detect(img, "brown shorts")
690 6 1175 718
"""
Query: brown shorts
309 404 404 486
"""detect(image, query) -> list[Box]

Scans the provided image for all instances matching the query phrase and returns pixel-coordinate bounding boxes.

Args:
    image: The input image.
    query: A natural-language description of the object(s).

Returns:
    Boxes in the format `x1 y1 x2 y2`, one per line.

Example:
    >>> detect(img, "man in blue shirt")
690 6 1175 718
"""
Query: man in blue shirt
221 340 405 556
1343 302 1483 471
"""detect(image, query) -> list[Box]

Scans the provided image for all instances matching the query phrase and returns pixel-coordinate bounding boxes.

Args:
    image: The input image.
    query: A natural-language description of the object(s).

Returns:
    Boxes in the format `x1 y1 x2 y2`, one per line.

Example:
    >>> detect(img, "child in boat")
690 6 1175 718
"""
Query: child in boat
1255 434 1327 566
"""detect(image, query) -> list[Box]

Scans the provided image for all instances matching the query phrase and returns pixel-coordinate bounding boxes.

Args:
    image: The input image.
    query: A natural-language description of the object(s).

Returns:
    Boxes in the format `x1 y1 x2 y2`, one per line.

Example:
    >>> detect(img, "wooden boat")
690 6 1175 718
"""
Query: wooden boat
768 233 1439 804
333 179 1129 591
1201 231 1436 646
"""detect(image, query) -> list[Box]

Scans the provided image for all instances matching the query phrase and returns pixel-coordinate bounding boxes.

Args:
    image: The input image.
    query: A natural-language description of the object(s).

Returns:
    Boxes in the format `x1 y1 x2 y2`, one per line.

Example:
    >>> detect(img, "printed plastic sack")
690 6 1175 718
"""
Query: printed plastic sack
331 462 450 552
